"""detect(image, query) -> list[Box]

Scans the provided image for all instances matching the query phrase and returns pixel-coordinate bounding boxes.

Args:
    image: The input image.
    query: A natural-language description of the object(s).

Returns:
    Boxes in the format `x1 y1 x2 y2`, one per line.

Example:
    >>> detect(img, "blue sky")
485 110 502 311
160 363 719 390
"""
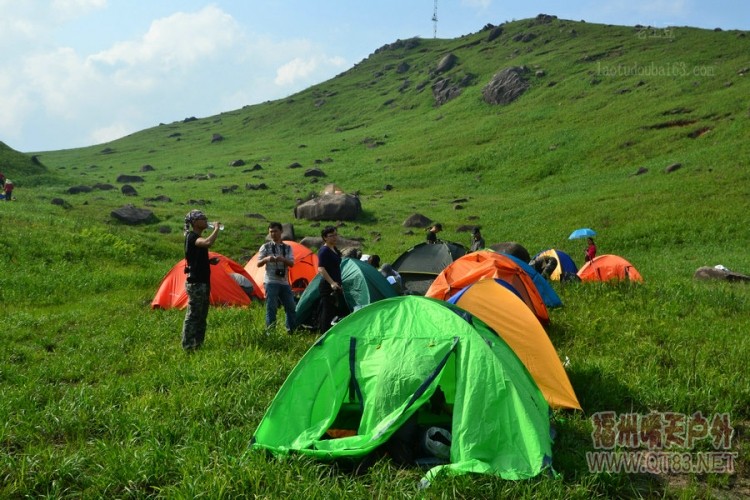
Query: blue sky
1 0 747 152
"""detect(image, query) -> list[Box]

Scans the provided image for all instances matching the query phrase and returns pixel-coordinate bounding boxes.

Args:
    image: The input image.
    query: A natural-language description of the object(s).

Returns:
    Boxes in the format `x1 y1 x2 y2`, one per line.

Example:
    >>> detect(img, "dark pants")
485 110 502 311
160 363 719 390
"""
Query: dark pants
318 289 341 334
182 282 210 349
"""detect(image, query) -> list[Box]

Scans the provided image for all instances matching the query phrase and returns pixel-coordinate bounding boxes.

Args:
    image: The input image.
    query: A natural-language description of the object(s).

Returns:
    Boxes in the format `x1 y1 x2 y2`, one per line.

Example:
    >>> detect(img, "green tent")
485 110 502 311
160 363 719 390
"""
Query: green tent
295 257 397 327
252 296 552 483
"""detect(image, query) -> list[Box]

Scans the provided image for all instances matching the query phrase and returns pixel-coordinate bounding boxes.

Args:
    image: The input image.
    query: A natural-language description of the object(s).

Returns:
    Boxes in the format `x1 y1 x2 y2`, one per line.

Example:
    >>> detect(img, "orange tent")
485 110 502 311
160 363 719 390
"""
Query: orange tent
426 250 549 325
151 252 261 309
450 279 581 410
244 240 319 299
577 254 643 282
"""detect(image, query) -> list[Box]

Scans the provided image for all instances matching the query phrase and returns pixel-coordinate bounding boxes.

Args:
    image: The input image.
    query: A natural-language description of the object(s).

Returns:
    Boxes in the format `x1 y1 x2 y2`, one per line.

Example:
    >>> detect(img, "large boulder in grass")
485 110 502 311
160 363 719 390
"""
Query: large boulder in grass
403 213 432 228
111 204 156 225
490 241 531 263
435 53 458 74
694 266 750 282
294 194 361 221
482 67 530 105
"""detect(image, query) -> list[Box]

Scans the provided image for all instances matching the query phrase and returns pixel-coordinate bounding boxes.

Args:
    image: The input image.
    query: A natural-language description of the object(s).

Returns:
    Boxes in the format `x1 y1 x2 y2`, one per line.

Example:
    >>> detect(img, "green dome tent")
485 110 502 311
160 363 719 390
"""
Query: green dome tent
252 296 552 484
295 257 398 327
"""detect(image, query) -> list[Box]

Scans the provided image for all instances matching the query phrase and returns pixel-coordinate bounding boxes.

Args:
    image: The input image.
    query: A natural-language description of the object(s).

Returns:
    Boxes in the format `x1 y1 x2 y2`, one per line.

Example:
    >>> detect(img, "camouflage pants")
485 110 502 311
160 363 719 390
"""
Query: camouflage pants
182 282 210 350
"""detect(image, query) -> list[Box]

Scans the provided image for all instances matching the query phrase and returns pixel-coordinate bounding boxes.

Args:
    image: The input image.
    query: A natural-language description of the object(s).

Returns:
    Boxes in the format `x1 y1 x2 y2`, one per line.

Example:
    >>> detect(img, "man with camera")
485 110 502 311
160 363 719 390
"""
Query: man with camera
258 222 297 333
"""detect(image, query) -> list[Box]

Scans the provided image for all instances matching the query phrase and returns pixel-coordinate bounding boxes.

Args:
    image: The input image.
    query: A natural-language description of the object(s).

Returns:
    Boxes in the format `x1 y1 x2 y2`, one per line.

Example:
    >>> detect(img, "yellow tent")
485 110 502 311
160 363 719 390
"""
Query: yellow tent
449 278 581 410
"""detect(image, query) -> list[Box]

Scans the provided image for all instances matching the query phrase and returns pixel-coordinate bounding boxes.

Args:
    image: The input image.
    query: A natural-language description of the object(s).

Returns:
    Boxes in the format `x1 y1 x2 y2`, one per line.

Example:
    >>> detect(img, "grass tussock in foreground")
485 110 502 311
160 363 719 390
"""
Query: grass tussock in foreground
1 15 750 498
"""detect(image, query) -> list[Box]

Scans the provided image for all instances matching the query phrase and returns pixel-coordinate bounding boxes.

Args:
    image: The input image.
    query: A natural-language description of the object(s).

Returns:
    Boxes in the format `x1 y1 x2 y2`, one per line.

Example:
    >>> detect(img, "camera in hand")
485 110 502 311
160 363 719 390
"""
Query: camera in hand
275 268 285 277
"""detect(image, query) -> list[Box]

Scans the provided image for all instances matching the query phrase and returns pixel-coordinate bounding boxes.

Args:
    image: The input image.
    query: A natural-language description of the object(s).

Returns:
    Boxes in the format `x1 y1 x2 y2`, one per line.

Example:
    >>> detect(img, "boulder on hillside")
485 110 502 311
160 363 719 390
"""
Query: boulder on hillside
51 198 71 209
229 159 245 167
694 266 750 282
121 184 138 196
92 183 115 190
144 195 172 203
211 133 224 143
482 67 530 105
490 242 531 263
111 205 156 225
396 62 410 74
403 213 432 228
117 174 145 183
67 185 93 194
294 194 362 221
435 53 458 74
487 26 504 42
304 168 326 177
140 164 155 172
433 78 462 105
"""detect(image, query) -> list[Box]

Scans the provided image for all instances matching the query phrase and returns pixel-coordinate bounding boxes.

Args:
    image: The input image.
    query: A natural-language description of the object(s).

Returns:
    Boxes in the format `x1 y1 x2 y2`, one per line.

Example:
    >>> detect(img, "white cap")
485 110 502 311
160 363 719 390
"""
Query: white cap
360 254 371 262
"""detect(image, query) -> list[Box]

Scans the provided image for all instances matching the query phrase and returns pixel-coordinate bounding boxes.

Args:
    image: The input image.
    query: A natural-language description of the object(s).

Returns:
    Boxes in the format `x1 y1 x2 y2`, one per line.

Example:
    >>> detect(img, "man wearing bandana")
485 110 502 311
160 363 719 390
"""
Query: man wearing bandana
182 209 221 350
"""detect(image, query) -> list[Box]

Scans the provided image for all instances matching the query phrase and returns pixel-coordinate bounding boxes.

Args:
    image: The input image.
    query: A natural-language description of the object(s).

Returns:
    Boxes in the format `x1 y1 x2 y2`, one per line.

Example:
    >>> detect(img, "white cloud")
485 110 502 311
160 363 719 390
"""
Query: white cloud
275 55 346 86
0 3 351 150
90 5 241 72
89 121 132 145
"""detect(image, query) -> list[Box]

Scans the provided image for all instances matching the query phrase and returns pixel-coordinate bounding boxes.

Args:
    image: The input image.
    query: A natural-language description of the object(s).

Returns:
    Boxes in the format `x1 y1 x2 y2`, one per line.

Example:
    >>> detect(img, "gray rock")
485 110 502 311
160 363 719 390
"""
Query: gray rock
489 242 531 263
116 174 145 183
294 194 362 221
403 213 432 228
482 67 530 105
111 204 155 225
435 53 457 73
67 185 92 194
694 266 750 282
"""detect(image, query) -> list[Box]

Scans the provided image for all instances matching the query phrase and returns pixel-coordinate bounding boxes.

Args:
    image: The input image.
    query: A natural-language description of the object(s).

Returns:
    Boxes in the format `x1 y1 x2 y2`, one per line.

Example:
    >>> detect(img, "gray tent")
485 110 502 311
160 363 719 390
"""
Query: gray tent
391 241 466 295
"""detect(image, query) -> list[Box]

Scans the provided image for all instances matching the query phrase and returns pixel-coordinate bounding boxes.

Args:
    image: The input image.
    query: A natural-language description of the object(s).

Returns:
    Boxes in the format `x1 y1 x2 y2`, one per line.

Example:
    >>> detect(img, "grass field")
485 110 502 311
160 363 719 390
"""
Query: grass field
1 15 749 498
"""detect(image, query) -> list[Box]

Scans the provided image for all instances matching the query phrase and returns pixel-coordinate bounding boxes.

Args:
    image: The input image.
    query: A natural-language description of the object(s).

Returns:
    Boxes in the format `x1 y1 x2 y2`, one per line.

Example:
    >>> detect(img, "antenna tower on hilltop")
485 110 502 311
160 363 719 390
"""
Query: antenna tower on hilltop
432 0 438 38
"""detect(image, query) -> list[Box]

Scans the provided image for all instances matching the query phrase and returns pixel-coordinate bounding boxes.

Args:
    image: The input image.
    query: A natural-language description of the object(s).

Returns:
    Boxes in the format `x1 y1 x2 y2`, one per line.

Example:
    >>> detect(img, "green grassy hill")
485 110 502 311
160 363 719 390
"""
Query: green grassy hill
1 16 748 497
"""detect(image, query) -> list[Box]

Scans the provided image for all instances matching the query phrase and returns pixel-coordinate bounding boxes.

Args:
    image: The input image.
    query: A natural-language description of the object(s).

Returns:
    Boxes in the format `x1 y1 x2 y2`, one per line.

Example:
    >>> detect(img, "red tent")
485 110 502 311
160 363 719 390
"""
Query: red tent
244 241 319 299
151 252 261 309
577 254 643 282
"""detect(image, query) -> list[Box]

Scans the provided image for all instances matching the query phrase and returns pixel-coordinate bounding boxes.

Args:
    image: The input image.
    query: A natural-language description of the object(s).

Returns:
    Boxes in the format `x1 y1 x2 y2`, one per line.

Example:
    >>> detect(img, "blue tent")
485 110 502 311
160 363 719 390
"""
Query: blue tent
534 249 579 281
500 253 562 308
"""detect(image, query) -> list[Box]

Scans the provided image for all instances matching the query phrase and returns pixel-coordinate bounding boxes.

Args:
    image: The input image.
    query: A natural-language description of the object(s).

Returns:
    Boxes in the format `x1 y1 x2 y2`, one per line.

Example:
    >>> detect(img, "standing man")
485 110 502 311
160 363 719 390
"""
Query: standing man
470 227 485 252
426 223 442 244
257 222 297 333
317 225 343 333
182 209 221 351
